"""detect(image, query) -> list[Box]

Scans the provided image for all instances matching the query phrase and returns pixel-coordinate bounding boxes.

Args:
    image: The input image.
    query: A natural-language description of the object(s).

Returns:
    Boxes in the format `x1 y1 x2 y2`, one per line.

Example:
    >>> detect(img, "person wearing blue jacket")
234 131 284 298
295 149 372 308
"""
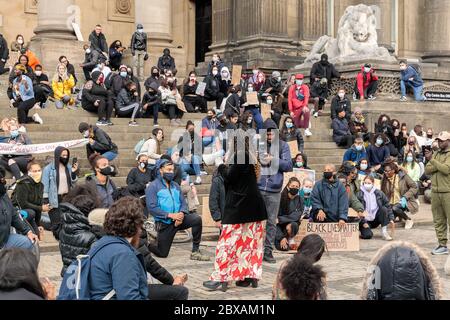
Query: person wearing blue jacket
343 137 367 164
146 158 209 261
399 60 425 102
258 119 293 264
367 133 391 172
12 64 41 125
311 164 349 224
88 197 148 300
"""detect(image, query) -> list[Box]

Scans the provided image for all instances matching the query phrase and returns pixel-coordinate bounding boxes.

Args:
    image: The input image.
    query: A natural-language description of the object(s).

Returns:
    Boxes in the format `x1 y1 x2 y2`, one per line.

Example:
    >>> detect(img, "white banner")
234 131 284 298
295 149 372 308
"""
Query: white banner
0 139 89 155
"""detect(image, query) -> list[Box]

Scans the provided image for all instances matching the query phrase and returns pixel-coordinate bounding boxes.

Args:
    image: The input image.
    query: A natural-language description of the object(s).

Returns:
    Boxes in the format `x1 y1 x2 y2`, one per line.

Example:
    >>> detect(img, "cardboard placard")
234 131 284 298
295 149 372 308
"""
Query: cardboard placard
196 82 206 96
348 208 367 218
232 65 243 85
201 197 216 228
72 22 84 41
176 98 187 113
246 92 259 105
261 103 272 121
288 140 299 159
283 169 316 189
294 220 360 252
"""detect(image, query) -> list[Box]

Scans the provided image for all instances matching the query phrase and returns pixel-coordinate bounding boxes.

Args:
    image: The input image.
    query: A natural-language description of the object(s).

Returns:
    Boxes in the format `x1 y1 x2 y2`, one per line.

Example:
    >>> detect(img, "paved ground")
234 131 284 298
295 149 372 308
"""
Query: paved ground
39 221 450 300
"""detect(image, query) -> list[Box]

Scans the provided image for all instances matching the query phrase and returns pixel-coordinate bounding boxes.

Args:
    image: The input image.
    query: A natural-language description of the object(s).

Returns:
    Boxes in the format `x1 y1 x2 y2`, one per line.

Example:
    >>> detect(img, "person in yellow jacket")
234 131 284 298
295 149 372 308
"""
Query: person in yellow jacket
425 131 450 256
52 63 75 109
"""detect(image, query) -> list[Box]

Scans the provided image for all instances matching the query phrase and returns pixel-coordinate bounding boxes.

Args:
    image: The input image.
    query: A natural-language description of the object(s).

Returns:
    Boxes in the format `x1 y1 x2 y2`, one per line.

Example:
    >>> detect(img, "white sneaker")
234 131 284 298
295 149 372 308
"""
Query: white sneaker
353 93 357 101
405 219 414 230
32 113 43 125
9 99 15 108
18 126 27 133
400 96 407 102
194 176 202 185
32 103 41 110
313 112 319 118
305 129 313 137
200 171 208 176
382 229 393 241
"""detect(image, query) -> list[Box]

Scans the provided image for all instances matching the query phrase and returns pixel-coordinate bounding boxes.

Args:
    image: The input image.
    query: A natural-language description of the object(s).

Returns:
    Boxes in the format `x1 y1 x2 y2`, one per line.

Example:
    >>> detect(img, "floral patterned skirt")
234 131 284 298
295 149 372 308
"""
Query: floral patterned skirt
210 221 265 282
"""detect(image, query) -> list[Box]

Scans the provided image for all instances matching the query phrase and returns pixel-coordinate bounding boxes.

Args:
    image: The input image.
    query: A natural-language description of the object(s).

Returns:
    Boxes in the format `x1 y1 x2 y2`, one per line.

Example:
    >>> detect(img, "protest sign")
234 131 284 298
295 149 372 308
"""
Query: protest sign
0 139 88 155
72 22 84 41
293 220 360 252
246 92 259 105
202 197 216 228
232 65 242 86
176 98 188 113
261 103 272 121
196 82 206 96
283 169 316 189
288 141 299 158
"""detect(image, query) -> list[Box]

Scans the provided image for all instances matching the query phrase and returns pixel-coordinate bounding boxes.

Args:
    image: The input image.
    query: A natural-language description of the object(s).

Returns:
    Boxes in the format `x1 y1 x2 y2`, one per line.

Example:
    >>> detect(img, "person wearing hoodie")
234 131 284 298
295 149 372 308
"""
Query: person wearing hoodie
280 116 305 154
288 74 312 136
12 161 47 237
42 147 78 239
85 154 118 209
108 40 125 71
157 48 176 74
367 134 391 172
183 71 207 113
381 158 418 230
0 33 10 75
80 43 105 81
141 82 161 126
259 119 293 263
82 71 114 126
275 177 303 251
332 110 353 149
144 66 162 90
126 154 153 199
310 54 342 87
204 65 225 110
343 137 367 164
293 153 311 170
88 25 108 58
309 78 329 117
399 60 425 102
219 66 232 96
209 165 226 230
115 81 142 126
58 184 103 276
131 24 148 80
146 158 209 261
201 109 218 147
207 53 225 75
311 164 349 224
349 107 368 140
33 64 52 108
361 241 443 300
299 178 314 218
78 122 118 161
331 88 352 121
354 64 379 101
223 85 242 119
357 175 394 241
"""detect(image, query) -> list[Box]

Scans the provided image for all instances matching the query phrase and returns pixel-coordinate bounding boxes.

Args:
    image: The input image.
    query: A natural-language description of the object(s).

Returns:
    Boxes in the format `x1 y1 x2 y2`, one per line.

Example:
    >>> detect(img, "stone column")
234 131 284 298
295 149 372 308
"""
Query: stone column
422 0 450 64
364 0 393 50
299 0 328 41
33 0 77 40
136 0 172 46
210 0 233 50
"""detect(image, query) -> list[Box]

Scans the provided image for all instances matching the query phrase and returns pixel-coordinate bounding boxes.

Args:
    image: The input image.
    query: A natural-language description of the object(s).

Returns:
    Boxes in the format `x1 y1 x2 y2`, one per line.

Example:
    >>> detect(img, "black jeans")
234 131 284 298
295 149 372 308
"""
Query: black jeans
205 92 224 109
359 206 390 239
164 104 184 120
354 80 379 99
14 98 36 124
147 284 189 300
47 195 64 240
337 135 354 149
23 209 41 235
142 103 160 125
392 203 411 221
0 61 10 75
83 66 95 81
149 213 202 258
97 97 114 121
183 95 207 113
0 156 31 179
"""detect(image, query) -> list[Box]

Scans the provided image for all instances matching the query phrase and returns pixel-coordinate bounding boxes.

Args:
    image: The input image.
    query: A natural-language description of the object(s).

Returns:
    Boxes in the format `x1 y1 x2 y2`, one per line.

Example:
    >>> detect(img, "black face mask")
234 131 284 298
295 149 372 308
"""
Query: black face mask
288 188 300 196
323 172 334 180
60 157 69 166
321 60 328 66
100 166 116 177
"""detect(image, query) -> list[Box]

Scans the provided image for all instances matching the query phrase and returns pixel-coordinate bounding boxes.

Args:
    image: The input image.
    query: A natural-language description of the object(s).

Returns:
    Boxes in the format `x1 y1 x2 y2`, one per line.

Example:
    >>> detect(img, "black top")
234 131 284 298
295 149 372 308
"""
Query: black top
126 167 153 197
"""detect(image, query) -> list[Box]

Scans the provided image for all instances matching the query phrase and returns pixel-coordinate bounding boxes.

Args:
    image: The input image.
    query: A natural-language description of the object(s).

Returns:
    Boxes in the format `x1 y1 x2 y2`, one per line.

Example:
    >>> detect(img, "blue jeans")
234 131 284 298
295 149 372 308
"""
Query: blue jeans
247 107 264 132
400 80 425 101
4 233 33 249
202 136 214 148
180 155 201 177
102 151 118 162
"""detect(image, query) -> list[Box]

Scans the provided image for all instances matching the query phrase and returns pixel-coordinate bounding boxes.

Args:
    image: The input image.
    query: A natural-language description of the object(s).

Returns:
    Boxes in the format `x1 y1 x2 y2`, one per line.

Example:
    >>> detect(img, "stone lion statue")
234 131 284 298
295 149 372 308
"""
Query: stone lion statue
301 4 395 66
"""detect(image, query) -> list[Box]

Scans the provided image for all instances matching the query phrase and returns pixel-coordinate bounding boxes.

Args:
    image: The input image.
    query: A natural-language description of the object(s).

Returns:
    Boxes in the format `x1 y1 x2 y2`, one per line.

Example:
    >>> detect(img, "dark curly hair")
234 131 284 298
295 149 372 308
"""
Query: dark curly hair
104 197 144 238
280 255 326 300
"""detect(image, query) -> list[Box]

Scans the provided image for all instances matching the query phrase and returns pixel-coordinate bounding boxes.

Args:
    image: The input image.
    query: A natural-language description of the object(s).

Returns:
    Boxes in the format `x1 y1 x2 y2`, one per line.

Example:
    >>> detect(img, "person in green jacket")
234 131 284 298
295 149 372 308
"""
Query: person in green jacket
425 131 450 256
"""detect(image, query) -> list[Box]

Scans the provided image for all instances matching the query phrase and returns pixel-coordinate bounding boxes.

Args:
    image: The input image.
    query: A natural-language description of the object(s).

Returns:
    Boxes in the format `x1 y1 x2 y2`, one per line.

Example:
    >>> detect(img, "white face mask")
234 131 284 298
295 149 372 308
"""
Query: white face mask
364 67 371 73
267 100 273 105
212 70 218 76
86 48 91 54
296 80 303 86
222 72 229 78
364 183 373 191
35 71 42 76
400 66 407 71
83 130 90 138
360 164 368 171
248 87 254 92
253 70 258 75
338 92 345 99
18 39 24 45
137 29 144 33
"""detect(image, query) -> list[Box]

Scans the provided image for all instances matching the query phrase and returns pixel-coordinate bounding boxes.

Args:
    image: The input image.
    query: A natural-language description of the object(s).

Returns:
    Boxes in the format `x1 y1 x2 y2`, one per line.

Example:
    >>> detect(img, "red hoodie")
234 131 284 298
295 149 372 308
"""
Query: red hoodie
288 84 310 112
356 66 378 98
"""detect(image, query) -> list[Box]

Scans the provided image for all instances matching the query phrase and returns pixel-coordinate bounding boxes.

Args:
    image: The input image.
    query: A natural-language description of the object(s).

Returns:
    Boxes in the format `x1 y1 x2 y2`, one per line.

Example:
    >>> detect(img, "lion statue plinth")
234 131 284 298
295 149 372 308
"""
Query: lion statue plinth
298 4 396 67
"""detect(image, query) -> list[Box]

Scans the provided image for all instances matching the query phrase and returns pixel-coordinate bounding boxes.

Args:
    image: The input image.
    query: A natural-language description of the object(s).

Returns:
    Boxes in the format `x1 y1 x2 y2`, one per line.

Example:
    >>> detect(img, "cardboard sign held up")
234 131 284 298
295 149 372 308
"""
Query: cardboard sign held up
294 221 360 252
232 65 243 86
261 103 272 121
176 98 187 113
246 92 259 105
201 197 216 228
196 82 206 96
283 169 316 190
288 140 299 159
72 23 84 41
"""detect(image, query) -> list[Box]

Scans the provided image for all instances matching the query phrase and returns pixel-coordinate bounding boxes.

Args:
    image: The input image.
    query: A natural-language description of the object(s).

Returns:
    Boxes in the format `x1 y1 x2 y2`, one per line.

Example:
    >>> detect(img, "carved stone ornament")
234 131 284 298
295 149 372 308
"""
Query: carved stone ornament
116 0 131 15
25 0 38 14
108 0 135 22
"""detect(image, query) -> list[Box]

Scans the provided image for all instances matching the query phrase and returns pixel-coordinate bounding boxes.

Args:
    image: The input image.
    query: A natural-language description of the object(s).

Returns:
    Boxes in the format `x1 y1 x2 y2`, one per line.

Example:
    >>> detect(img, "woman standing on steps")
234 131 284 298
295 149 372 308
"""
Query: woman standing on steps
203 129 267 292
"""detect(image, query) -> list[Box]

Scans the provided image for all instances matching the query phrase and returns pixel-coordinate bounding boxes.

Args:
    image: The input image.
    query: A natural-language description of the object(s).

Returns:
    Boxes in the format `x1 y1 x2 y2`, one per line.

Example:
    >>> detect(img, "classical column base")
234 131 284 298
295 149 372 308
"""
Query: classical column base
29 37 85 75
422 51 450 66
33 25 78 41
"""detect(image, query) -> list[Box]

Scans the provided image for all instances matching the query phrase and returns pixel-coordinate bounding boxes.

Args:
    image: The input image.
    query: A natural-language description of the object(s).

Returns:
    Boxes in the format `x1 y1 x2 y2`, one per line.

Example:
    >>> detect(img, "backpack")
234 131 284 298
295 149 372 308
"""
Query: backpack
104 73 118 90
410 63 422 78
57 240 121 300
134 138 146 155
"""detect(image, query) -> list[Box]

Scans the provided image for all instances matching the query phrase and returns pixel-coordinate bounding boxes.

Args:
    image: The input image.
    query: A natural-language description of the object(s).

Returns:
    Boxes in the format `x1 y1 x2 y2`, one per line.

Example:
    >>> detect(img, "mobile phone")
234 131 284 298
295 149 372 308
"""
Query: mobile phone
72 157 78 166
422 145 432 156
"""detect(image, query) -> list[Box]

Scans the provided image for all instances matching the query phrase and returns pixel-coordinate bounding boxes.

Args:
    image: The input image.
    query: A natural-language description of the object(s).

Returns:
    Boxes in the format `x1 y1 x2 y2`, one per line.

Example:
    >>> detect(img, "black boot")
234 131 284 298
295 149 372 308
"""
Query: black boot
203 281 228 292
263 251 276 264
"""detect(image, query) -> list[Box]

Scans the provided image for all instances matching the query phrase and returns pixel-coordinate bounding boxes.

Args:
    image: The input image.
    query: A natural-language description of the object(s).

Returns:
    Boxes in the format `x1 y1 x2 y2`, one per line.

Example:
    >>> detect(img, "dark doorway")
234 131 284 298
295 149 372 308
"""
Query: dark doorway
195 0 212 65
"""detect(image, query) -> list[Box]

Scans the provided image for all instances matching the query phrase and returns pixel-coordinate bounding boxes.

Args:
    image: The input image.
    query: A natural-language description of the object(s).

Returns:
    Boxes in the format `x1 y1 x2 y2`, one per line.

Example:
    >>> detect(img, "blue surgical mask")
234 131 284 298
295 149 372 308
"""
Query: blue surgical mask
295 80 303 86
120 71 128 78
376 138 384 146
286 123 294 129
296 162 304 168
303 187 312 195
360 164 368 171
406 156 413 163
10 130 19 138
163 172 175 182
356 145 363 151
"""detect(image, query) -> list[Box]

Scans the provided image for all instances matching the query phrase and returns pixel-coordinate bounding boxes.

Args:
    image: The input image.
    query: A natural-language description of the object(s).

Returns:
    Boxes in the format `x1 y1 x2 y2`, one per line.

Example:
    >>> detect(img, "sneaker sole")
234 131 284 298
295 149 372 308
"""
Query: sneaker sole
431 251 449 256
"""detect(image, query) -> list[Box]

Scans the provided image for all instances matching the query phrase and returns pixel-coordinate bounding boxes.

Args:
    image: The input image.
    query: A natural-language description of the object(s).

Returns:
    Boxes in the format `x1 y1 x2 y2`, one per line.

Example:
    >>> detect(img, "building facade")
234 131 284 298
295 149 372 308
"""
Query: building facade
0 0 449 76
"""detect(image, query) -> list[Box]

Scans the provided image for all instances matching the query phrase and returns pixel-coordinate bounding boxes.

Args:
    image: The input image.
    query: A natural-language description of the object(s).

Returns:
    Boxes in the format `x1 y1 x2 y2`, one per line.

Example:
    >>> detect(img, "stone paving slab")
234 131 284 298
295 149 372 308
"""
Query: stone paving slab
38 224 450 300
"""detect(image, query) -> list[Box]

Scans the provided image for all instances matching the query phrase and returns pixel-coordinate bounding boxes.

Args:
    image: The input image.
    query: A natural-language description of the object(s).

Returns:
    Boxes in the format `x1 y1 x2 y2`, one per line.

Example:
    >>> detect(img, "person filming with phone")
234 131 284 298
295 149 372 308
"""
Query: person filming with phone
42 147 79 240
